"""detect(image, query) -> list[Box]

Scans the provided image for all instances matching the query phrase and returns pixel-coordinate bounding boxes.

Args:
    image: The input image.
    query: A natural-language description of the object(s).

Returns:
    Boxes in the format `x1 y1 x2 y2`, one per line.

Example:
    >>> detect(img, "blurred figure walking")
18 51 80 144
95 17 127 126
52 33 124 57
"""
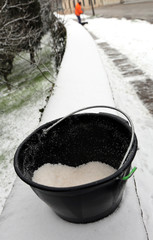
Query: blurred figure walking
75 1 84 24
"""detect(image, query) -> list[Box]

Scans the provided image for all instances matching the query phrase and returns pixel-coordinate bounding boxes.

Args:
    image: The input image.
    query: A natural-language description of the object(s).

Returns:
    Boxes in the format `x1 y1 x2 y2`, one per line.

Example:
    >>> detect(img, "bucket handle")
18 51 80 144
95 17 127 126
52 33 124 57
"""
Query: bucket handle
122 167 137 181
43 105 135 169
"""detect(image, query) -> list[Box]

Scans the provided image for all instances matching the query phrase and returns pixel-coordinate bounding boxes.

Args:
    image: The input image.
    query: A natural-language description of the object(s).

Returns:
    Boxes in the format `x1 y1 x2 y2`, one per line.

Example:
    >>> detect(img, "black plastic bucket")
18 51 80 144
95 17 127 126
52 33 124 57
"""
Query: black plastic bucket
14 106 138 223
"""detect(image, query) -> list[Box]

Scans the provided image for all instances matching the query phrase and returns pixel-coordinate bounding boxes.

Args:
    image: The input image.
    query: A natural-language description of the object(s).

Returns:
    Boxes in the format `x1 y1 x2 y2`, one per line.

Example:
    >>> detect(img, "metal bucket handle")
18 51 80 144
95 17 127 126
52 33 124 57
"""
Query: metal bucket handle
43 105 135 169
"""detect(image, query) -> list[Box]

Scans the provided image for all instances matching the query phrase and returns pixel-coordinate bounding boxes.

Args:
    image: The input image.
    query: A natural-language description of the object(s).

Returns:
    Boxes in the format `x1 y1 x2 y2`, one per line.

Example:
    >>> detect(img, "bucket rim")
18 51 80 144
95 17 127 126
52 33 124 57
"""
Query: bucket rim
14 155 135 193
14 112 138 193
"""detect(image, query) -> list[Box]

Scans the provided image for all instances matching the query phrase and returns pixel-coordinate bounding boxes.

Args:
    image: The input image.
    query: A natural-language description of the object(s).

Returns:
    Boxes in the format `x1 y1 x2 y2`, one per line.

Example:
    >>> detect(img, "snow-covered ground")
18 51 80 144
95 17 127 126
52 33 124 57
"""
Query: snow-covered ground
86 17 153 79
0 33 54 214
0 14 153 239
0 87 49 213
58 14 153 237
84 16 153 238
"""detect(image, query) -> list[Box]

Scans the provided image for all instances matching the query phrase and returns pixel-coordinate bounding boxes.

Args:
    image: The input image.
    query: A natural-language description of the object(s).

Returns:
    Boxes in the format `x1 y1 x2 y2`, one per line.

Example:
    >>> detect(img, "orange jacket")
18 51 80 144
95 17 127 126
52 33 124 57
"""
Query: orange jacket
75 3 83 16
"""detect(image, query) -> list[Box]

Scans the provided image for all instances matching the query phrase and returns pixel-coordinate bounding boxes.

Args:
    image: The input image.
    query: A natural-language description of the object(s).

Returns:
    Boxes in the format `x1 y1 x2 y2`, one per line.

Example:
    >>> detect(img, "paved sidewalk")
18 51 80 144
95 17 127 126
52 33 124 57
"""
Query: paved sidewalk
85 1 153 23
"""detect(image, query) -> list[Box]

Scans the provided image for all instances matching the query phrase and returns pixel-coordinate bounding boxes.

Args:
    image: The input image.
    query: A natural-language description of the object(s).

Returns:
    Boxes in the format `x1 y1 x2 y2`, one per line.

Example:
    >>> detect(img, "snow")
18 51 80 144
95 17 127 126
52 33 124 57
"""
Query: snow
41 19 114 123
0 97 46 213
0 32 52 214
0 178 146 240
85 17 153 238
86 17 153 79
0 15 153 239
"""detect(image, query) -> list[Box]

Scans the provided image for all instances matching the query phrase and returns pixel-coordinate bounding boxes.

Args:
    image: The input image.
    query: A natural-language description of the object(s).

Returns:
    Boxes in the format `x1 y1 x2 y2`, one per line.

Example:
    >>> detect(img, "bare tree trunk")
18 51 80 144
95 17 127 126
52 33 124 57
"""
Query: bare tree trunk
4 74 11 90
29 47 35 64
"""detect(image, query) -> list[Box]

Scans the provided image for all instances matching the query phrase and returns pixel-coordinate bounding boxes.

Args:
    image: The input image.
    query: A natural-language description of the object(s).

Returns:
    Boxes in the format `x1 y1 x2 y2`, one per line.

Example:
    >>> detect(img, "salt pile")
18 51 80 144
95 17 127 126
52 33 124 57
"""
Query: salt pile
32 162 116 187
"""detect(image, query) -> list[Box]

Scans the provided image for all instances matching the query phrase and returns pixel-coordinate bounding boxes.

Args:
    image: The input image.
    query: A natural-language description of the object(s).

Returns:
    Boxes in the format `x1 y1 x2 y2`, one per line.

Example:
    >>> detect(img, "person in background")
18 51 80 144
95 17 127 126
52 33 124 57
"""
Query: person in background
75 1 84 24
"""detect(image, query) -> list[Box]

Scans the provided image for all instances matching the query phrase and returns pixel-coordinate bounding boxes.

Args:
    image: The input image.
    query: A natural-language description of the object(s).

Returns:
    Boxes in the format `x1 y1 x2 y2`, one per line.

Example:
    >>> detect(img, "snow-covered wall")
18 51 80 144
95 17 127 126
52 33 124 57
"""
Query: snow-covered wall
0 20 146 240
41 20 114 124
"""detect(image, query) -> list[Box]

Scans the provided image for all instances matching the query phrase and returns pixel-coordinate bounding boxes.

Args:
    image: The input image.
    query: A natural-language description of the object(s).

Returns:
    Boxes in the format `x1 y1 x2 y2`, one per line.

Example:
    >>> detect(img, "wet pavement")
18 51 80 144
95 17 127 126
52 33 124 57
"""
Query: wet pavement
85 1 153 24
86 2 153 116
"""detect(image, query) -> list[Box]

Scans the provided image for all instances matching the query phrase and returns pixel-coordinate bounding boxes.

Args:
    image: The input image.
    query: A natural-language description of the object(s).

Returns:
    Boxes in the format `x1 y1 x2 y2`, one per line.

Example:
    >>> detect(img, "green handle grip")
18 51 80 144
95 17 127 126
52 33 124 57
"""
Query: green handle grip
122 167 137 181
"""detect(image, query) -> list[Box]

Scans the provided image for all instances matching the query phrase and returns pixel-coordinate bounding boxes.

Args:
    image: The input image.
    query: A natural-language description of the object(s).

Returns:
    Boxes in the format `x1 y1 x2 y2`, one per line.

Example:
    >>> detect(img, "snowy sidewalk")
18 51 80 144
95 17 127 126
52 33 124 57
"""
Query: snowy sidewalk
85 1 153 24
0 20 147 240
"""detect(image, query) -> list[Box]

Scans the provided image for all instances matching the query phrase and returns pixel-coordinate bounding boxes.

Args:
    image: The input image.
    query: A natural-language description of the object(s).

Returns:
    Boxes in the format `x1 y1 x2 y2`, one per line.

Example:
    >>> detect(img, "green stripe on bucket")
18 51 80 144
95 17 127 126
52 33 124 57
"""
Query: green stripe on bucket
122 167 137 181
